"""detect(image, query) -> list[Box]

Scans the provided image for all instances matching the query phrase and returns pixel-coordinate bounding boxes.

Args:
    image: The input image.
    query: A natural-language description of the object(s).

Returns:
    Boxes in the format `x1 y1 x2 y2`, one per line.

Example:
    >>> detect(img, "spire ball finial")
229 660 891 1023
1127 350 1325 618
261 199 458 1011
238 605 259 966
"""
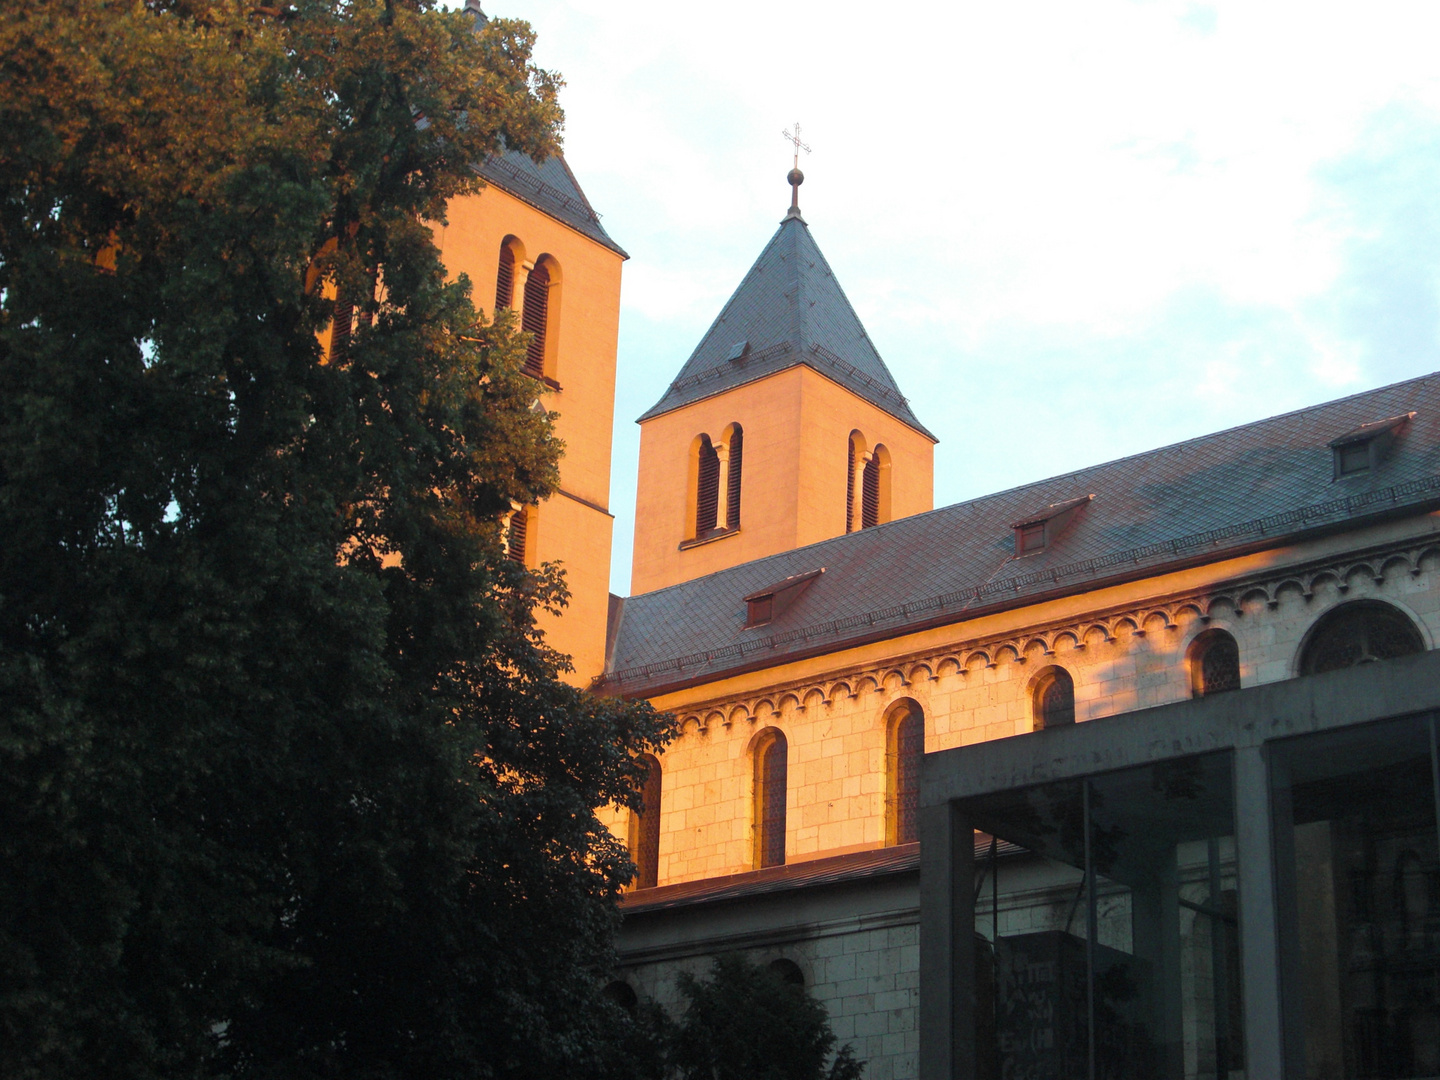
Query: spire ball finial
787 168 804 188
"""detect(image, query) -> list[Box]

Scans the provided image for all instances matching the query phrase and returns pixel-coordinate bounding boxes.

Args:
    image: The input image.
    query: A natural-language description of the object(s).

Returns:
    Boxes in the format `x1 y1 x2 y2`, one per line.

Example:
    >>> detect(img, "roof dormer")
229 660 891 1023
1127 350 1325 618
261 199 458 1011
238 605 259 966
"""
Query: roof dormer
743 569 824 629
1330 412 1414 479
1011 495 1094 557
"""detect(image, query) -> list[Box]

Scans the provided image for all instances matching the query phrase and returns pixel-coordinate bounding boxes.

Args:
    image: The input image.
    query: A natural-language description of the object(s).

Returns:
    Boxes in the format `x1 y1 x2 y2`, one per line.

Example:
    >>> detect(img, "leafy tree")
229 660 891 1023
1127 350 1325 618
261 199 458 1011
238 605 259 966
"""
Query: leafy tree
671 955 865 1080
0 1 672 1078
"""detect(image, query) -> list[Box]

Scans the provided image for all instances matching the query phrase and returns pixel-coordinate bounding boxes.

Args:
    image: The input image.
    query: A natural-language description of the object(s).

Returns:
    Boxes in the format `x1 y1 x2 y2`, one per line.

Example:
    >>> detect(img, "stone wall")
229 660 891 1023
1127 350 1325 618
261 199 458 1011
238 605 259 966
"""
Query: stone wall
604 524 1440 888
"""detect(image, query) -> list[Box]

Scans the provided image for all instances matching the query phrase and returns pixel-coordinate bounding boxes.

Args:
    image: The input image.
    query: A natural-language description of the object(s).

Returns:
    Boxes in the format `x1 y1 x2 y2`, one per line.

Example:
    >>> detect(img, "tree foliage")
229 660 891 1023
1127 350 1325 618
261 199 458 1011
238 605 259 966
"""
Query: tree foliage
0 1 672 1077
671 956 865 1080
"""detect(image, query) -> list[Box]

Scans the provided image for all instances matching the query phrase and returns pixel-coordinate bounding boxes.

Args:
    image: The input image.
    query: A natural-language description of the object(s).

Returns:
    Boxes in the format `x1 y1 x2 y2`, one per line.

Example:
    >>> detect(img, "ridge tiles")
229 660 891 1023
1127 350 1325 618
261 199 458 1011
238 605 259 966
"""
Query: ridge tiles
637 217 932 437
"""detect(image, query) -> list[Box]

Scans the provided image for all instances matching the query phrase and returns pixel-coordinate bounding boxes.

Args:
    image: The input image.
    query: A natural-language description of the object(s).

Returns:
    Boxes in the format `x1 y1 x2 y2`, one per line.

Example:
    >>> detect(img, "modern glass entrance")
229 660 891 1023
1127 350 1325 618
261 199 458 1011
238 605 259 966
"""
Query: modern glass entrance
962 753 1243 1079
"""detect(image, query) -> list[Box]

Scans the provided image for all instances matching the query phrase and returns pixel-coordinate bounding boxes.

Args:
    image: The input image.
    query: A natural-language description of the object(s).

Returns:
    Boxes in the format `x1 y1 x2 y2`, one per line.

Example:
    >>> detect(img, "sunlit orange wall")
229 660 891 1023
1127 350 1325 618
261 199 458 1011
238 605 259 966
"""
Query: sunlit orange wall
437 182 624 684
630 365 934 595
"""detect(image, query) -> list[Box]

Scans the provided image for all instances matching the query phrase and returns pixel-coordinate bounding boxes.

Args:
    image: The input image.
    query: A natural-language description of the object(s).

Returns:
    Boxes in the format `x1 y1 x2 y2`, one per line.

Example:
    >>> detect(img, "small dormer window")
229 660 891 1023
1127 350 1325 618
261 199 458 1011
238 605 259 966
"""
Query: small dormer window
1018 522 1046 554
1011 495 1094 557
746 595 774 626
742 568 824 629
1336 441 1371 476
1330 412 1414 480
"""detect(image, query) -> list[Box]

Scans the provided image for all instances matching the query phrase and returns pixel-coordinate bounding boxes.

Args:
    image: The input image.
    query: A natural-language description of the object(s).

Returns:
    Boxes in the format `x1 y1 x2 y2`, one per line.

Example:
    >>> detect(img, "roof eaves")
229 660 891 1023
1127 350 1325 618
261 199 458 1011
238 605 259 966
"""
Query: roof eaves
473 157 629 259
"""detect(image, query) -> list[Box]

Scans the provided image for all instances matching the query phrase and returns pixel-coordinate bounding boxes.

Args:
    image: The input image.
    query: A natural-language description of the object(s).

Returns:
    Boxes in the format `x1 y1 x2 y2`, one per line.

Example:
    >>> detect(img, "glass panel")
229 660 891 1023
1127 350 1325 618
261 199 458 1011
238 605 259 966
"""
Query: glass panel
964 752 1242 1080
1272 715 1440 1080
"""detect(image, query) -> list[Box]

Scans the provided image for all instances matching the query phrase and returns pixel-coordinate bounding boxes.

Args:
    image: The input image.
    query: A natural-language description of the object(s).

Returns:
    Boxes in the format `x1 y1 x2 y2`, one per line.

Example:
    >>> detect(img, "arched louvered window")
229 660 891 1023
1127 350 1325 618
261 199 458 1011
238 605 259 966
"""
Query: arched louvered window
887 700 924 845
862 452 881 528
521 260 551 379
846 433 860 534
328 291 353 363
506 506 528 564
495 242 516 312
754 729 788 868
1299 600 1425 675
695 435 720 538
725 425 743 530
1189 629 1241 698
1033 667 1075 730
628 754 661 890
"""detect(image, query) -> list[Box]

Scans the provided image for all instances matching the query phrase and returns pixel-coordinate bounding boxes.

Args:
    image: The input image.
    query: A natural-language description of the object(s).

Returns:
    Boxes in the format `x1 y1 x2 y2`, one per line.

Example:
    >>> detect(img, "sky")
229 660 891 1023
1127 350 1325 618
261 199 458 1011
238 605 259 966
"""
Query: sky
475 0 1440 596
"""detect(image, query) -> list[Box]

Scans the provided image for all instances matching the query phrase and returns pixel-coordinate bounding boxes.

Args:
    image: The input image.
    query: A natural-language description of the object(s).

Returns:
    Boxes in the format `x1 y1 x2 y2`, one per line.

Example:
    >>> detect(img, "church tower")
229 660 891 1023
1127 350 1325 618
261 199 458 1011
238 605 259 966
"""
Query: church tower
434 3 628 682
629 168 935 595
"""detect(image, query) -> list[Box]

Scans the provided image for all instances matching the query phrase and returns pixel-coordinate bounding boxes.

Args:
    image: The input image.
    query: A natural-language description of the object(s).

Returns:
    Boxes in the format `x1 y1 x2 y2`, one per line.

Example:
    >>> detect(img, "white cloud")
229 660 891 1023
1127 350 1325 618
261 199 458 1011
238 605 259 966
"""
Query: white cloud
461 0 1440 592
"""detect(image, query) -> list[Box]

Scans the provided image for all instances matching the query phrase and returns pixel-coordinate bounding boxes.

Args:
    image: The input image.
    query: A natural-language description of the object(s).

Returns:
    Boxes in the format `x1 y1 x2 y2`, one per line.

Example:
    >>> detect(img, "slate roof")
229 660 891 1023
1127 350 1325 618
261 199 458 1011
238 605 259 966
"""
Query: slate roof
603 371 1440 697
475 151 626 258
637 216 934 437
461 0 625 257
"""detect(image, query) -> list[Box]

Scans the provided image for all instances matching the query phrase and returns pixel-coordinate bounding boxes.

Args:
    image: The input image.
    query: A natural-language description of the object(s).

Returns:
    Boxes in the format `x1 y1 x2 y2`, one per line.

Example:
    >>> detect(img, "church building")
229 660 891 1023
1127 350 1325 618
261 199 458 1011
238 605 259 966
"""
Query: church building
447 88 1440 1077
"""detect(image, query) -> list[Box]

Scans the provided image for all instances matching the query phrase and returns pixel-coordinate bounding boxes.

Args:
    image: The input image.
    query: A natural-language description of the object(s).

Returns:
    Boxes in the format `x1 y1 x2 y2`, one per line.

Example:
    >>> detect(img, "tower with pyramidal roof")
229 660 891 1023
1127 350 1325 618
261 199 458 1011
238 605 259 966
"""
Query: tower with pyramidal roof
629 169 937 594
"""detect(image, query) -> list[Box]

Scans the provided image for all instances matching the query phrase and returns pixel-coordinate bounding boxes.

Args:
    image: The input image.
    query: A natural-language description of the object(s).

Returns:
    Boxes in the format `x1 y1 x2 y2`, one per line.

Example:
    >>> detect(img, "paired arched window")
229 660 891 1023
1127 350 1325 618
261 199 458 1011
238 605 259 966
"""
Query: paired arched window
521 258 552 379
1033 667 1076 730
887 700 924 845
690 425 742 540
846 432 890 531
628 754 661 890
753 729 788 868
1299 600 1425 675
495 239 518 312
724 424 743 530
1189 629 1241 697
505 505 529 564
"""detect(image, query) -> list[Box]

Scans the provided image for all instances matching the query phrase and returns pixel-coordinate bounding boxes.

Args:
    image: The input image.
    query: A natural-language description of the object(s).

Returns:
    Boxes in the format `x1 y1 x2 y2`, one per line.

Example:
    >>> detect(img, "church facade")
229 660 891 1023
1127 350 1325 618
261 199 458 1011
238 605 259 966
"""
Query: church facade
452 126 1440 1078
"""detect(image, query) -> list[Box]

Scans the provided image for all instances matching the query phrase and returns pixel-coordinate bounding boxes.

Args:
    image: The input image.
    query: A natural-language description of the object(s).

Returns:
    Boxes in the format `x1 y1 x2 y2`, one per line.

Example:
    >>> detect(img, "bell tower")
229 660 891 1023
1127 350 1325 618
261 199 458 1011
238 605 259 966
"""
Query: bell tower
629 161 936 595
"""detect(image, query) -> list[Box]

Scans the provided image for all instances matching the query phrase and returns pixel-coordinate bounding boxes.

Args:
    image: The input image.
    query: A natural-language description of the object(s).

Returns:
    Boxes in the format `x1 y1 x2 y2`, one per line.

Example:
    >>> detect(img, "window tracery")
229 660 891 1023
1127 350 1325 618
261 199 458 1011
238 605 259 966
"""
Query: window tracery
1033 667 1075 730
1189 629 1241 697
1300 600 1425 675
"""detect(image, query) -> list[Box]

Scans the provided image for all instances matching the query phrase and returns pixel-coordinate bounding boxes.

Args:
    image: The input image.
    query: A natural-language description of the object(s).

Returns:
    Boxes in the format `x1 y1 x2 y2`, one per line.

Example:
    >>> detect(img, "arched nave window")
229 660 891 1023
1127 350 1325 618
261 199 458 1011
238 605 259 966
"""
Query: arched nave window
753 729 788 868
887 700 924 845
1299 600 1425 676
1032 667 1076 730
628 754 662 889
1188 629 1241 697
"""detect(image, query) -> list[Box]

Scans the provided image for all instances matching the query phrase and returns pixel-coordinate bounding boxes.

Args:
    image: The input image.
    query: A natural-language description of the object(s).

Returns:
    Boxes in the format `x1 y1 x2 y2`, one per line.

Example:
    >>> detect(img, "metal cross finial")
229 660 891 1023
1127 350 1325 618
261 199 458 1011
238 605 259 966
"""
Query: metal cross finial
782 123 811 219
782 123 811 170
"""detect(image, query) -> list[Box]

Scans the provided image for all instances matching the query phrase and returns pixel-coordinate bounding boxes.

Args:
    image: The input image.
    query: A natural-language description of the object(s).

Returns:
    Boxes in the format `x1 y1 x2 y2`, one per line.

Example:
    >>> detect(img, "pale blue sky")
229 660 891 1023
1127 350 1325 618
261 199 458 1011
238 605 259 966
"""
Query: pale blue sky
477 0 1440 595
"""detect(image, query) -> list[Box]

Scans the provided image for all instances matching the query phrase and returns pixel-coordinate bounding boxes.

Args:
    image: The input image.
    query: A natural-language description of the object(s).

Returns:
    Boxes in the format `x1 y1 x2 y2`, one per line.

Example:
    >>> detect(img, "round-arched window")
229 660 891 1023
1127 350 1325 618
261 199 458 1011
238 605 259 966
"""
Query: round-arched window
1188 629 1241 698
768 958 805 987
1033 668 1076 730
1299 600 1425 676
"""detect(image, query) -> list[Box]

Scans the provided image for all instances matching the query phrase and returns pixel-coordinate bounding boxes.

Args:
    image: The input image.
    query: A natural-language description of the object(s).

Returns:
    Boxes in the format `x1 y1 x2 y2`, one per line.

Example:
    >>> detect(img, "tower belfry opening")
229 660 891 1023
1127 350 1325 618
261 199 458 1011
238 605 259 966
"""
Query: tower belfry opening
628 156 936 595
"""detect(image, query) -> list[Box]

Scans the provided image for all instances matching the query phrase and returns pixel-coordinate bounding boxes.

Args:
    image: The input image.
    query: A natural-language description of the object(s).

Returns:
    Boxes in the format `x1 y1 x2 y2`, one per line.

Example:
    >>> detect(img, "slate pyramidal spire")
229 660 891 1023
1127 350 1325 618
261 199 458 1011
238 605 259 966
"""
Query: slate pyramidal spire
638 176 934 438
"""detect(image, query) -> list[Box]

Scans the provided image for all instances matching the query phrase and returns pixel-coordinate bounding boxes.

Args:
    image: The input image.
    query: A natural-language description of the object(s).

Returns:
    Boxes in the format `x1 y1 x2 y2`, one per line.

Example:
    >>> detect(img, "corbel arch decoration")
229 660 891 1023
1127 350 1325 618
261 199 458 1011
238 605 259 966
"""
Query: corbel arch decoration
1297 599 1426 676
885 698 925 846
751 727 788 868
